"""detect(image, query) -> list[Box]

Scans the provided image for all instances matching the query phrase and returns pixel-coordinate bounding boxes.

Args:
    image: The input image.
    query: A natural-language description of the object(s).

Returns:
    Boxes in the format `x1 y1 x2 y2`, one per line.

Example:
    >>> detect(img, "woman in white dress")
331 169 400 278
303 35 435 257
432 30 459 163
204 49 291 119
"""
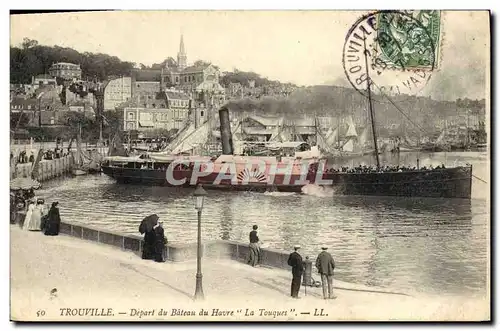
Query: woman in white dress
32 199 46 231
24 199 45 231
23 200 35 230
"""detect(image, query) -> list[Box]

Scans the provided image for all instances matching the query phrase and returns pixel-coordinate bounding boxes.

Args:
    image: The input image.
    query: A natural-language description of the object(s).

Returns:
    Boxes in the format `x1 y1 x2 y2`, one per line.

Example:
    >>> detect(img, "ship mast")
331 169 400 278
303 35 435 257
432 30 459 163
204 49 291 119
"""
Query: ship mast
363 34 381 168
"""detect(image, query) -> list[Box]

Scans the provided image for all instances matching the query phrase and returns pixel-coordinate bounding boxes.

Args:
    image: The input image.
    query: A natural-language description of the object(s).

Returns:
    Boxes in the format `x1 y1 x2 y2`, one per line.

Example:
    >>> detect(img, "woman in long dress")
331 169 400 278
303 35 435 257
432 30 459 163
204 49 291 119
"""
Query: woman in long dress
14 191 26 227
142 231 155 260
23 200 35 230
10 193 16 224
25 199 45 231
153 222 167 263
44 202 61 236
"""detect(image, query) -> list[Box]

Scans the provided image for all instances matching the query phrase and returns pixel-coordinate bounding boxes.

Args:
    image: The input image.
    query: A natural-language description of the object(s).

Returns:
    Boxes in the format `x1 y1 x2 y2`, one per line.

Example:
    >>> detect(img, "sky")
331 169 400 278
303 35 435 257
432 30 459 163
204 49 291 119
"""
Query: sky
10 10 490 101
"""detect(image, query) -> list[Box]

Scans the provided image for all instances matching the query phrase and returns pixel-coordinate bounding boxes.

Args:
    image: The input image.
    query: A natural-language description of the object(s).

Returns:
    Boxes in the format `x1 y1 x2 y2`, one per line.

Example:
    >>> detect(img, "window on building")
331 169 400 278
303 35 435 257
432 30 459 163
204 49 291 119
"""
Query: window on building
200 111 204 117
176 77 179 83
128 112 135 120
152 103 156 108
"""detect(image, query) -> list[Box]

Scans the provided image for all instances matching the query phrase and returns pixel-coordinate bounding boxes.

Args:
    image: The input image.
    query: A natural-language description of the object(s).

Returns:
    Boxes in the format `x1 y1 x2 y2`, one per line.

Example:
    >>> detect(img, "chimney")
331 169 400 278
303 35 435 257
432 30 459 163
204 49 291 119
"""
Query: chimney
219 107 234 155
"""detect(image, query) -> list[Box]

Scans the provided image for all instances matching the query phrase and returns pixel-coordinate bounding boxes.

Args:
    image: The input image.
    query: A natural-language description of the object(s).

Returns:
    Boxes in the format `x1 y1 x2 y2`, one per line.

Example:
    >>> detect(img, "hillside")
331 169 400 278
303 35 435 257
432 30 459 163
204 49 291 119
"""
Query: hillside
10 38 135 84
225 85 486 135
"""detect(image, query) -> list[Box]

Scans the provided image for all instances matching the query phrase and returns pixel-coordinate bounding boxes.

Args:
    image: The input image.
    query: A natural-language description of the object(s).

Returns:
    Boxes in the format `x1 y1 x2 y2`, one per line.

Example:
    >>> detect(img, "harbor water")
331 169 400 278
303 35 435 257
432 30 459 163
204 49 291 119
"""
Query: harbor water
36 151 489 297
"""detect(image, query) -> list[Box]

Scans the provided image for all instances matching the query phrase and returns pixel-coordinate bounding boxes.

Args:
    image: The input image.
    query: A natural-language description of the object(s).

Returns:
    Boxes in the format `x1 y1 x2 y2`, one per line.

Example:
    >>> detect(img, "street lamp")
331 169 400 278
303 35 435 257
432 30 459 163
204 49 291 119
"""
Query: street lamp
193 184 207 300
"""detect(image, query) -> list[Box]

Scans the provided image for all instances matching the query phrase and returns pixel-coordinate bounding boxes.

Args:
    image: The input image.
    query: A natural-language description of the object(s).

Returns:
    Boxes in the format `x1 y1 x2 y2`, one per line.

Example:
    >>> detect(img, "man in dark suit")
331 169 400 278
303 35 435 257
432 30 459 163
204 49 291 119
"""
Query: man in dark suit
287 245 304 299
316 246 336 299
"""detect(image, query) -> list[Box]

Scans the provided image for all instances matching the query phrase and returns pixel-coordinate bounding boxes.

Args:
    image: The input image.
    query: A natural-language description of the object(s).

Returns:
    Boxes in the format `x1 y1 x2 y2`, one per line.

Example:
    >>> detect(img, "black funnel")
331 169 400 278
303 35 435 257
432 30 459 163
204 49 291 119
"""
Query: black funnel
219 107 234 155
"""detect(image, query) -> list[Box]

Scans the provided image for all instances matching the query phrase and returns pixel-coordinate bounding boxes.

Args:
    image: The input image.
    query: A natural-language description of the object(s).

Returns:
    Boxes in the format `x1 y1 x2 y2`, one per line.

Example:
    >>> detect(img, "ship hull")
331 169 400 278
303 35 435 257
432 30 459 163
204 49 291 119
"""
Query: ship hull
101 165 472 199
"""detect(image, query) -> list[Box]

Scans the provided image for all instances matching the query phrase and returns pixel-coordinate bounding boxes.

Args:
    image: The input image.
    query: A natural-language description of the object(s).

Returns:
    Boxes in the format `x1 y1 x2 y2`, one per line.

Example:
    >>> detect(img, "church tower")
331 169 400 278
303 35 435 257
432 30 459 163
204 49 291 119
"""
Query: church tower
177 34 187 70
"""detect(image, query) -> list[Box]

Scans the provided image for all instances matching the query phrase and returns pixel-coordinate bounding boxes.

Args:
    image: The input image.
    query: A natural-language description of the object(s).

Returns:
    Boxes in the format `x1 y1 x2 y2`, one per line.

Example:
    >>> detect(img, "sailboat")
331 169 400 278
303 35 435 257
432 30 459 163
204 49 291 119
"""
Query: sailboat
421 125 451 152
317 115 377 158
72 122 101 176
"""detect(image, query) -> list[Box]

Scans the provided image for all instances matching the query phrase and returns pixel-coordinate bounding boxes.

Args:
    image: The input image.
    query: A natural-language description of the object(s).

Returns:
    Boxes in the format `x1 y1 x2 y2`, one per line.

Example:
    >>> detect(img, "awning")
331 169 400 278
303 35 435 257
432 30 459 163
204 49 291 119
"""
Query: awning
267 141 306 149
139 121 154 127
104 156 145 163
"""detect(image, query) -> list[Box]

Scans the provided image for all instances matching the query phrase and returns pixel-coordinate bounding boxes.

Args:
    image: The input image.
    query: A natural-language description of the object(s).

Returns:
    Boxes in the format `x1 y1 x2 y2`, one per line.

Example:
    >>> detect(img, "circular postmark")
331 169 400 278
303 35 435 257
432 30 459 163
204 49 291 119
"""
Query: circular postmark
342 10 441 101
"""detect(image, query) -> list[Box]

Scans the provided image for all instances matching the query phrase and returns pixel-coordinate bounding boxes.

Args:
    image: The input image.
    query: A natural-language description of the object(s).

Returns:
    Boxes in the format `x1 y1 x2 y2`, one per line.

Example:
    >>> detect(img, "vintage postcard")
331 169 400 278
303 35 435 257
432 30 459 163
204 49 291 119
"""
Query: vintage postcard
9 10 490 322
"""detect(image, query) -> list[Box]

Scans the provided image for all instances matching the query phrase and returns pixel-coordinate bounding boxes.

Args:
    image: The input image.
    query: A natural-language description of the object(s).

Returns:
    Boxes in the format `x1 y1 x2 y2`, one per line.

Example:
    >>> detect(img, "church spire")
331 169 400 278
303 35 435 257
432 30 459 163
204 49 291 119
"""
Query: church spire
179 34 185 54
177 34 187 70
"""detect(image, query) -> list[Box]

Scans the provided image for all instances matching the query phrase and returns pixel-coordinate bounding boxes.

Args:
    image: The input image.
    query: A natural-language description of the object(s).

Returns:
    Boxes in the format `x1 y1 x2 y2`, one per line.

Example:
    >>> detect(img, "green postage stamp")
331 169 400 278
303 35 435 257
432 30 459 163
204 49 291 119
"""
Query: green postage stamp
374 10 441 70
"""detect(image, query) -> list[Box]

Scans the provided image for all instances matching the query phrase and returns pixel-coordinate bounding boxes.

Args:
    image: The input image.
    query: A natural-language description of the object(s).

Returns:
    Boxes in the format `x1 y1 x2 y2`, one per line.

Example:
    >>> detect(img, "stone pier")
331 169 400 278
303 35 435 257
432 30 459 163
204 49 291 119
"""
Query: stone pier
11 154 75 182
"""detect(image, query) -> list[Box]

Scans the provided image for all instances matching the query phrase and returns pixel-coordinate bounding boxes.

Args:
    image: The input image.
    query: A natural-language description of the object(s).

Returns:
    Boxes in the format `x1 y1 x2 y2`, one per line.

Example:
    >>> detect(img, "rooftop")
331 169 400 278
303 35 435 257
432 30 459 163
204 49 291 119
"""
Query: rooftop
10 97 37 107
51 62 81 67
182 63 211 74
132 69 162 82
34 74 55 80
164 90 190 100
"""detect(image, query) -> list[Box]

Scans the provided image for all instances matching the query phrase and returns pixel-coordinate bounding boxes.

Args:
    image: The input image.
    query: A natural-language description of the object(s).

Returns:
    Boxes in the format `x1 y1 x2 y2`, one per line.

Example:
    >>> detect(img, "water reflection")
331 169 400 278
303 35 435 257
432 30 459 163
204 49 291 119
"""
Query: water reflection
220 196 234 241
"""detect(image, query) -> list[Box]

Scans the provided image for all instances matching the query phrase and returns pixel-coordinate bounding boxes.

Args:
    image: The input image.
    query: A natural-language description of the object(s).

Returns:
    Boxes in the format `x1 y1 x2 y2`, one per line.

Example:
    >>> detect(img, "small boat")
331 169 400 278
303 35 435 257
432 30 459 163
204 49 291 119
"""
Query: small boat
72 169 87 176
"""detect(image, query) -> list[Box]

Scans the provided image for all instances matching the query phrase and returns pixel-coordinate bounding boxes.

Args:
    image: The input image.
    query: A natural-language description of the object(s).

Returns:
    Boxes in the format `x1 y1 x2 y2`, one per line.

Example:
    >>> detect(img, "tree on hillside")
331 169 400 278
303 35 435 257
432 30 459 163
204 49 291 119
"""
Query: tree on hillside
21 38 38 49
10 40 135 84
61 111 99 141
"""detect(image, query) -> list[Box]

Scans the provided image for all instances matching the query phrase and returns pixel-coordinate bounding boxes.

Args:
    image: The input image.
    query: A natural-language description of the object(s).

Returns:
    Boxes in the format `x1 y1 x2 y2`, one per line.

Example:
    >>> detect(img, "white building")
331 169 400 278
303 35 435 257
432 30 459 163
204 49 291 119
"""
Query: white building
104 77 132 110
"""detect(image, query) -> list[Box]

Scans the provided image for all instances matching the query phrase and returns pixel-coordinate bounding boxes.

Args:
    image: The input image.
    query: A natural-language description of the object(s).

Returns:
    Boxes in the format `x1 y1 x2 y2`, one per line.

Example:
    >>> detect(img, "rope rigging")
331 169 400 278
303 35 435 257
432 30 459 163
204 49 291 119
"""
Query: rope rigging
370 80 431 136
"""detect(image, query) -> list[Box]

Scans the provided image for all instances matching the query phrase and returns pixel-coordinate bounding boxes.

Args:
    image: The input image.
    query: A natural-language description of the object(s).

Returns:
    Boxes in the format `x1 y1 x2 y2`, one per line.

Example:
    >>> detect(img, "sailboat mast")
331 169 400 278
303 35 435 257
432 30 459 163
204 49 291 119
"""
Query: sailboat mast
363 35 380 168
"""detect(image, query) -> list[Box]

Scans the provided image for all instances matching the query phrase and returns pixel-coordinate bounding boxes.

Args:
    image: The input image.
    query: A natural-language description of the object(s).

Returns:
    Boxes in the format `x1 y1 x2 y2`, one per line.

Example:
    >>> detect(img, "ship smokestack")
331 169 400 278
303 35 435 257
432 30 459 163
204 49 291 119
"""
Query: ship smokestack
219 107 234 155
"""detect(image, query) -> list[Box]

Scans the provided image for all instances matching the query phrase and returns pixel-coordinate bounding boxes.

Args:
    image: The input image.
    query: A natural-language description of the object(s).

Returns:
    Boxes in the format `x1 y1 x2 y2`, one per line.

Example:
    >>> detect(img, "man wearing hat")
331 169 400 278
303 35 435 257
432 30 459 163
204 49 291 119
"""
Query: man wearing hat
287 245 304 299
316 246 336 299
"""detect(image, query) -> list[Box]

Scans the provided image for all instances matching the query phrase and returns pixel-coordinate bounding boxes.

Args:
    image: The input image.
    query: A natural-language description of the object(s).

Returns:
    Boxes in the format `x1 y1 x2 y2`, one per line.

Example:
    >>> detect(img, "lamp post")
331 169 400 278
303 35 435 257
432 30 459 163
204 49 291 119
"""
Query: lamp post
193 184 207 300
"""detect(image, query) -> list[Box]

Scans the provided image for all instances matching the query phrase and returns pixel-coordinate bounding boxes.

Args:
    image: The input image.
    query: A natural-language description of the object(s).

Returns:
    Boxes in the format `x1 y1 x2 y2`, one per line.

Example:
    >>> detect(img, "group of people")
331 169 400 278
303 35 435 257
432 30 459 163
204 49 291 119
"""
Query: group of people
13 150 34 164
246 225 337 300
11 147 70 165
287 245 336 300
322 163 448 174
10 189 61 236
44 146 71 160
141 215 168 263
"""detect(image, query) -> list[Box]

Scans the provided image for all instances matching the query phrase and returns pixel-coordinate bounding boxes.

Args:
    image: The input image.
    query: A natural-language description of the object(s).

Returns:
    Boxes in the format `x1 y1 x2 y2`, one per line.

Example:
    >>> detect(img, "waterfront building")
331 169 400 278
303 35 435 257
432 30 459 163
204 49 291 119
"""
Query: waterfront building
48 62 82 80
123 90 192 132
104 77 132 110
